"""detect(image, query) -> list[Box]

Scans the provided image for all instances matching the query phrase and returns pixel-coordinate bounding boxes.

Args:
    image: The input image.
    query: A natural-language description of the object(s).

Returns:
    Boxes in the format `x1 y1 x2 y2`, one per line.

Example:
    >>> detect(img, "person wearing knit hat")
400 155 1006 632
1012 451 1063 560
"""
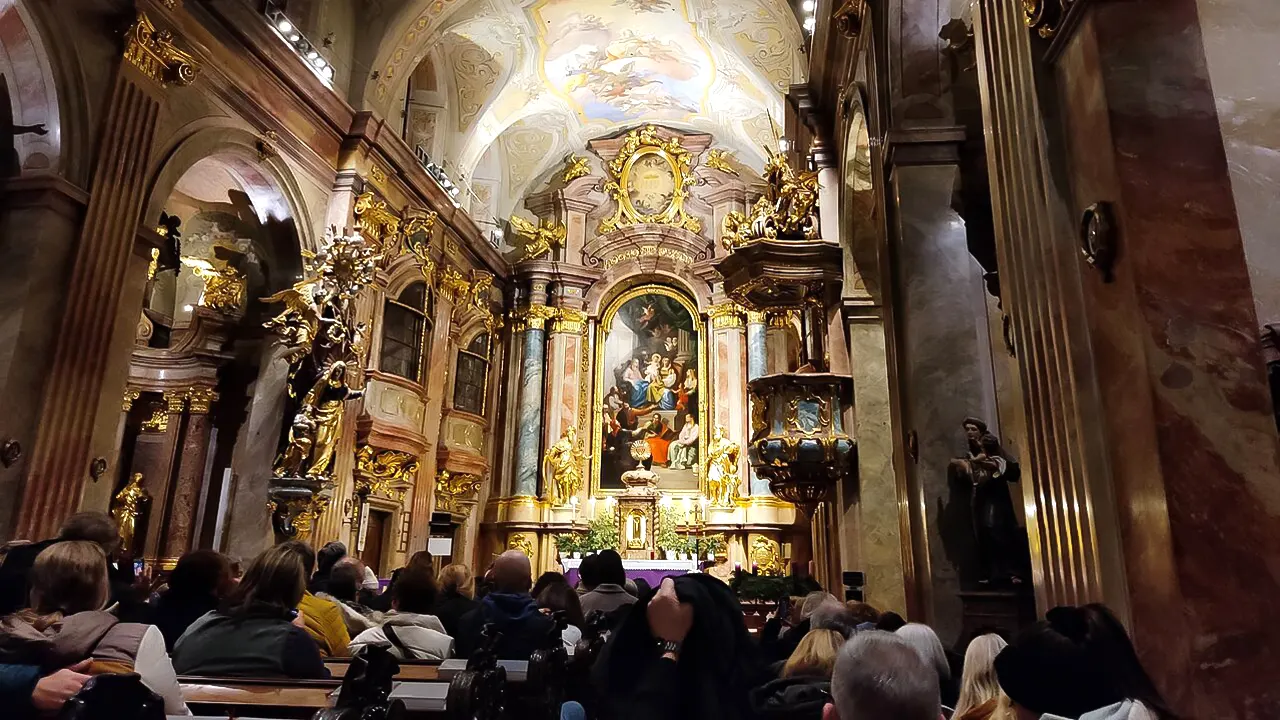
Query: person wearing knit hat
994 605 1176 720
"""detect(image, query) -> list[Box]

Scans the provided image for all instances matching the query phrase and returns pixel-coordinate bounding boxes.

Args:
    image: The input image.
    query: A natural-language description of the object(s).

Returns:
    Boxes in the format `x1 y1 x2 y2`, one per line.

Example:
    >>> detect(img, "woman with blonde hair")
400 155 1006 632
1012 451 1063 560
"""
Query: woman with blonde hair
954 633 1009 720
751 628 844 720
432 563 477 638
0 541 188 714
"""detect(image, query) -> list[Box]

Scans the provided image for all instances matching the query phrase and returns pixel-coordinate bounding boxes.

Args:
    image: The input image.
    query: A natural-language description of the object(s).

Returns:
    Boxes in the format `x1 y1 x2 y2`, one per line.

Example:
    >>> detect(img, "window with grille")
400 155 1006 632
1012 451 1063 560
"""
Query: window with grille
380 282 432 383
453 332 490 415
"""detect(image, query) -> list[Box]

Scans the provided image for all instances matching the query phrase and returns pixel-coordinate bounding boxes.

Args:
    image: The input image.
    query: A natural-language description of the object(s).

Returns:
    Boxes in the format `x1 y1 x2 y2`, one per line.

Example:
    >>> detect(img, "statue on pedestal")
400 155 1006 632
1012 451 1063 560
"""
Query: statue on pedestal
948 417 1023 585
544 426 585 505
277 361 362 480
705 426 740 507
111 473 150 558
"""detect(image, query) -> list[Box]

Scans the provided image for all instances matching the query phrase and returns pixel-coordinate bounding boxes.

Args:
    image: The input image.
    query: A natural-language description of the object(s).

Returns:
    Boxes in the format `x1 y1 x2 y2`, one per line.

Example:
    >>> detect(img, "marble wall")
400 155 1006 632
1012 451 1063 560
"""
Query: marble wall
891 163 999 645
1196 0 1280 328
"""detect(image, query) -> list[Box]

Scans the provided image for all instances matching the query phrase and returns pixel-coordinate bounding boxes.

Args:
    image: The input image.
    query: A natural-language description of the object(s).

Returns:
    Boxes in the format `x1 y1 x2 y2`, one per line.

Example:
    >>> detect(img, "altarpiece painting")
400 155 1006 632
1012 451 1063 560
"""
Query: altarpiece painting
595 286 705 492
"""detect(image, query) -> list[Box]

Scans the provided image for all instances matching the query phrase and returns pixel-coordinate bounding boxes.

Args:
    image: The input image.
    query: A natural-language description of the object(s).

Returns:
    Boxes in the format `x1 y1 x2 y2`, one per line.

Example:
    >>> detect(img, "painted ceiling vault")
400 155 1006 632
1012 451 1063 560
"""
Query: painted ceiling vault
372 0 805 218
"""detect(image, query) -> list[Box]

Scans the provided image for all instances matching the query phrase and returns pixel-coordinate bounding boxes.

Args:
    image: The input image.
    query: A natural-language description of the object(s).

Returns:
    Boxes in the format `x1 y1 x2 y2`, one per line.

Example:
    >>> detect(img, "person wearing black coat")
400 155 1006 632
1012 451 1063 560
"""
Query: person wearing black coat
593 574 768 720
148 550 234 650
750 676 832 720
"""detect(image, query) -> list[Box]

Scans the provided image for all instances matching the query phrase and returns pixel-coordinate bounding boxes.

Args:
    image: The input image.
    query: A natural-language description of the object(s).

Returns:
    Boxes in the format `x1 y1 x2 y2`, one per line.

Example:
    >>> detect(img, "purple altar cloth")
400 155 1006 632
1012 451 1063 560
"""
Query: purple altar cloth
560 558 700 589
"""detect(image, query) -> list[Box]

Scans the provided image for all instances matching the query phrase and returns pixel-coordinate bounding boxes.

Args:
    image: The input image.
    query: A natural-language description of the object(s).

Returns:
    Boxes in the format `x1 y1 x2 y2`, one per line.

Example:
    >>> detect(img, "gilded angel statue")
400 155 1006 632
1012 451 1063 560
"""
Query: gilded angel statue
275 361 363 480
704 426 741 507
509 215 566 262
261 281 325 364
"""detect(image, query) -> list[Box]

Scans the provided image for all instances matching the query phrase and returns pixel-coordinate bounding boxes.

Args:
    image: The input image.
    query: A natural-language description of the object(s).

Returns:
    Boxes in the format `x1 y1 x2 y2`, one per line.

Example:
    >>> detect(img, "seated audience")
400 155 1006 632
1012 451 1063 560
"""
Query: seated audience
536 580 586 651
633 578 652 598
278 541 350 657
0 513 124 616
349 567 452 660
172 544 327 679
434 563 478 638
455 550 556 660
809 597 858 639
579 550 637 616
875 610 907 632
0 541 188 714
845 601 881 630
0 662 92 717
897 622 958 710
149 550 234 650
594 575 766 720
533 571 569 600
761 591 835 664
954 633 1009 720
318 560 377 637
751 628 842 720
994 604 1176 720
823 630 941 720
308 541 348 594
369 551 433 612
575 553 602 595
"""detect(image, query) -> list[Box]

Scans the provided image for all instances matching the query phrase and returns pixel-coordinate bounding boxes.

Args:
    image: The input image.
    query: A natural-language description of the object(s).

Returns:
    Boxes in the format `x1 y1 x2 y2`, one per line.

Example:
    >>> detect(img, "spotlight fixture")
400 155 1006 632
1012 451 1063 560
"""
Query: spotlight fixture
779 138 791 152
803 15 816 32
802 0 815 11
277 19 293 33
262 1 334 88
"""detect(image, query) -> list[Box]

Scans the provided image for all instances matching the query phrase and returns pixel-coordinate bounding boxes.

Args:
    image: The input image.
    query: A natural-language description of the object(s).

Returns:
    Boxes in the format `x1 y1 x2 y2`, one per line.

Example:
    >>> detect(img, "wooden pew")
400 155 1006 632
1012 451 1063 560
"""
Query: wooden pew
325 656 442 681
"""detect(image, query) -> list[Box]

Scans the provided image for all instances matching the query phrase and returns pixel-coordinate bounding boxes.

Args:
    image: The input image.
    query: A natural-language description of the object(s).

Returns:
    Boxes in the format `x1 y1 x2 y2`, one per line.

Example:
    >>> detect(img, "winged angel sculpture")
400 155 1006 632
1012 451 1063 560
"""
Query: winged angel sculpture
509 215 566 262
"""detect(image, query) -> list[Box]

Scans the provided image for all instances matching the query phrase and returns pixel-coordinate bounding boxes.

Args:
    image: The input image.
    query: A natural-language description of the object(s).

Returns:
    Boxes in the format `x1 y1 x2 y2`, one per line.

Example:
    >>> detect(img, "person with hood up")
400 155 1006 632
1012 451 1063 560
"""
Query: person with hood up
0 541 188 715
994 604 1177 720
349 567 452 660
751 627 842 720
593 574 768 720
454 550 555 660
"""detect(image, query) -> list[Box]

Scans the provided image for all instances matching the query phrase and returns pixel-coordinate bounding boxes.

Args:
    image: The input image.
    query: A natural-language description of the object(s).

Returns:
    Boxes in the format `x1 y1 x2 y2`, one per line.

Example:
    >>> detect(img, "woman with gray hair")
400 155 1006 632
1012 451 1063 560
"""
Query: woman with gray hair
896 622 958 712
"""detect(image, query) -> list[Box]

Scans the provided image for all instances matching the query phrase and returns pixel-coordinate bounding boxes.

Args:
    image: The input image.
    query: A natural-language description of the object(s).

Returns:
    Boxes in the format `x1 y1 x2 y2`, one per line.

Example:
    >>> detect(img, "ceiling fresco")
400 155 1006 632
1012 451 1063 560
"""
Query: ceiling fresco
366 0 805 217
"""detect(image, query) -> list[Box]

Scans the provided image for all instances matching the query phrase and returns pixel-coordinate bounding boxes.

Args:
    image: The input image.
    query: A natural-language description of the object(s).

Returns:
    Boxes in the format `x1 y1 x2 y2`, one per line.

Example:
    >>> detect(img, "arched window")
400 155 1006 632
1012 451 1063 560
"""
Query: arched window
452 332 490 415
380 282 433 383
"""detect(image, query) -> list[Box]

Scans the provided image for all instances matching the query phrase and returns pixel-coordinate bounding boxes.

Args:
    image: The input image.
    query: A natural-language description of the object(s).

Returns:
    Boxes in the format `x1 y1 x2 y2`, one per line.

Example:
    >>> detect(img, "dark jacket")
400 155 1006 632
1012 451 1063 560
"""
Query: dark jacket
455 592 555 661
148 590 219 651
594 574 767 720
749 676 831 720
579 584 637 616
432 590 478 639
760 617 810 665
0 663 40 718
171 603 327 679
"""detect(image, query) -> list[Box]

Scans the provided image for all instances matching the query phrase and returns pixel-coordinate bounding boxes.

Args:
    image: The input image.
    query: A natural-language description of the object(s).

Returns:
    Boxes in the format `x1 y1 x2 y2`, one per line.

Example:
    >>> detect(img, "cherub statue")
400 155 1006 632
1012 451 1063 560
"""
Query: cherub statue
509 215 566 262
704 426 741 507
262 281 326 364
544 426 585 505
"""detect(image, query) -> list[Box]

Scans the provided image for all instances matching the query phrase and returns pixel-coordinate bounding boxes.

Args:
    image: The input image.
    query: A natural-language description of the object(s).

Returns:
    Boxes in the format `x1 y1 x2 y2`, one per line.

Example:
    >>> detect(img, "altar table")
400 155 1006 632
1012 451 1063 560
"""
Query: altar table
560 557 699 588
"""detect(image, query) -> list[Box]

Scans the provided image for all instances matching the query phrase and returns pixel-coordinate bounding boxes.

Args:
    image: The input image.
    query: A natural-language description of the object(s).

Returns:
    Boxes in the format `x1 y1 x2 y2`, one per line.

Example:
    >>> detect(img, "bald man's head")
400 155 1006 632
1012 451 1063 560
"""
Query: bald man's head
493 550 533 594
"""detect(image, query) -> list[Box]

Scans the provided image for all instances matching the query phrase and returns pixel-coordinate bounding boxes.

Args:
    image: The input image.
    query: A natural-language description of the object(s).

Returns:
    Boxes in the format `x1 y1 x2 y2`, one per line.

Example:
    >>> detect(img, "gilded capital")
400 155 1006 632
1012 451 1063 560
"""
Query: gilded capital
123 12 199 88
122 388 141 412
186 387 218 414
163 389 188 414
746 310 768 325
437 266 471 305
550 307 588 335
707 302 745 330
768 310 799 329
512 304 558 333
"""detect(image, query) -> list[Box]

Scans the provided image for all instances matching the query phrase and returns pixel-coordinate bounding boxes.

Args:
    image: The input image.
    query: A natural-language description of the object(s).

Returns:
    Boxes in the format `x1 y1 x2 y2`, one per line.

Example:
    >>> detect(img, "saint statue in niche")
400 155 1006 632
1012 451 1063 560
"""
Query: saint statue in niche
947 417 1024 586
599 291 700 490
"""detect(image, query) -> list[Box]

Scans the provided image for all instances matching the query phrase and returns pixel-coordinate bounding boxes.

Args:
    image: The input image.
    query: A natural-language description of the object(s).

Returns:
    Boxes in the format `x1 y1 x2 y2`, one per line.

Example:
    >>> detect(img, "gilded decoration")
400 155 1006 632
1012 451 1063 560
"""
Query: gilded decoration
436 266 471 305
550 307 588 336
354 445 420 502
507 533 536 558
512 304 558 333
1022 0 1062 38
704 149 739 176
180 255 247 315
263 229 378 487
561 155 591 183
123 11 199 88
593 285 708 495
722 148 820 250
122 388 141 412
435 470 483 520
750 535 784 576
705 426 741 507
544 426 585 505
602 244 695 270
111 473 150 557
164 390 187 414
141 404 169 433
354 192 439 270
509 215 566 262
707 302 746 330
599 126 701 235
186 387 218 414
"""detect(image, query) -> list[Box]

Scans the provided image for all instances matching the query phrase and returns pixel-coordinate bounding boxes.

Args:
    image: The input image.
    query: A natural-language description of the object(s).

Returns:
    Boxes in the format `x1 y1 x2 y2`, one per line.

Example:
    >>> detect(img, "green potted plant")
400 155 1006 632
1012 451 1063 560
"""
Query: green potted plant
555 533 581 559
582 505 619 552
656 505 683 560
702 533 727 560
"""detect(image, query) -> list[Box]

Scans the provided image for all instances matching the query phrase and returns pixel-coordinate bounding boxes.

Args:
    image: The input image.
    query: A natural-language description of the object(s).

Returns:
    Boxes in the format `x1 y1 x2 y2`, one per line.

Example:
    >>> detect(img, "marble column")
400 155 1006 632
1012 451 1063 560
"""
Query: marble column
511 303 555 497
161 387 217 567
135 390 188 564
15 18 194 539
707 303 748 498
542 305 588 505
744 310 770 496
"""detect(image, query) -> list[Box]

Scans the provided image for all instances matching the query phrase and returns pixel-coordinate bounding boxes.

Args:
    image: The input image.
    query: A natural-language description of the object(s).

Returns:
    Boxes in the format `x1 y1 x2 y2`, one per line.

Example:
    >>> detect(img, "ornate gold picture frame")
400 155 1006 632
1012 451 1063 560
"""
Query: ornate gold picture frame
599 126 701 234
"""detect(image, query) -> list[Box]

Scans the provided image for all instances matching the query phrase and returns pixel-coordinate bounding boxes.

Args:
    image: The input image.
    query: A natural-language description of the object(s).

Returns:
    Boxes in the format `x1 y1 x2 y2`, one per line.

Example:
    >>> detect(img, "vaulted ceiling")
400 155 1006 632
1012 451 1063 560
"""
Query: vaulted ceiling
364 0 805 217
